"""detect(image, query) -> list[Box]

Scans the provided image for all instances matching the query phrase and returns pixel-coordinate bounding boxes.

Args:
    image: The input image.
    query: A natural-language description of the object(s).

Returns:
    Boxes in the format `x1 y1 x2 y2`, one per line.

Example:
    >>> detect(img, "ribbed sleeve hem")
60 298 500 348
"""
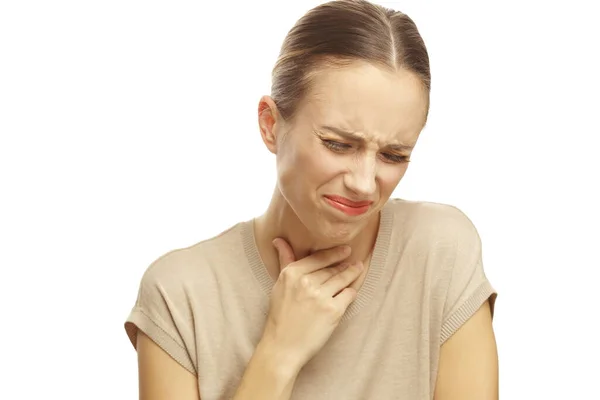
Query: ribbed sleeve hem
440 280 497 344
124 308 196 375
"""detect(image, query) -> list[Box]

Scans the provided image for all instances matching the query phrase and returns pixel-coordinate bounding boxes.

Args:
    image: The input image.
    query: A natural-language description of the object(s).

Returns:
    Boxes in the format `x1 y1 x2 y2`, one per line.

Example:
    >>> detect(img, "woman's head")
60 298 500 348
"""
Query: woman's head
258 0 431 243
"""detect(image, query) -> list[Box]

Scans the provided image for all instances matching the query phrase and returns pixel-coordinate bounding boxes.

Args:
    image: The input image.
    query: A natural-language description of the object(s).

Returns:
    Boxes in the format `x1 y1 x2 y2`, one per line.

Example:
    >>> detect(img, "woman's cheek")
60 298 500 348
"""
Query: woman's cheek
379 164 408 191
314 150 347 177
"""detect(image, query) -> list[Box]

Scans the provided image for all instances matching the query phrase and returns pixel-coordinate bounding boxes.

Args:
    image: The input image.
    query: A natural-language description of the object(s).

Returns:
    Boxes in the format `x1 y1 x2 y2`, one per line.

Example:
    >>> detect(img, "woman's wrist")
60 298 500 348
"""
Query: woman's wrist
254 335 304 379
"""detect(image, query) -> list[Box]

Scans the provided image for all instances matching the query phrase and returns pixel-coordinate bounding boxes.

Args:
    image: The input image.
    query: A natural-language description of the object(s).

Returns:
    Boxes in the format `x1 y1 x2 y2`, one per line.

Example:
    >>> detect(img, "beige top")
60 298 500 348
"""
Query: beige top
124 198 497 399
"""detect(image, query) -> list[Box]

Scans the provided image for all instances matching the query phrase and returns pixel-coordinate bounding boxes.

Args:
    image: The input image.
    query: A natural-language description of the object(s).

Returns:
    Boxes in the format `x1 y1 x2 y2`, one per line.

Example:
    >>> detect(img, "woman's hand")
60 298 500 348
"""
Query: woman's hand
260 238 363 370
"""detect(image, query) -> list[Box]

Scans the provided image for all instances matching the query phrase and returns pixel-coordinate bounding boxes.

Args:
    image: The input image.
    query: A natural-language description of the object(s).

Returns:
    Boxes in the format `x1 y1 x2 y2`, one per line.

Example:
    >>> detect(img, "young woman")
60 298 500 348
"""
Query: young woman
124 1 499 398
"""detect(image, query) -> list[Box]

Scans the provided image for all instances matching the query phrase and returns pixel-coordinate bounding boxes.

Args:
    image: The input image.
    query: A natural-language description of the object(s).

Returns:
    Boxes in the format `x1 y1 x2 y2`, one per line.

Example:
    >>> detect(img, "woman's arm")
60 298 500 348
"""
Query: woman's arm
434 300 499 400
137 330 300 400
231 336 303 400
137 331 201 400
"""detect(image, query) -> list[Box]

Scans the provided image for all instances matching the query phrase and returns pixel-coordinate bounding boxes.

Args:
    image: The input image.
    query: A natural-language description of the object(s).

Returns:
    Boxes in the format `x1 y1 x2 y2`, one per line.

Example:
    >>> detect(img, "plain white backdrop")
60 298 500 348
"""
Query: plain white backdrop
1 0 598 398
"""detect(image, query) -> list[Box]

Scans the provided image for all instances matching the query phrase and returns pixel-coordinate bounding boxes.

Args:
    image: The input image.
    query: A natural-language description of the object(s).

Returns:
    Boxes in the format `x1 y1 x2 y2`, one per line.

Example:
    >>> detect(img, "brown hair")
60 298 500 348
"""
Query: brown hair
271 0 431 123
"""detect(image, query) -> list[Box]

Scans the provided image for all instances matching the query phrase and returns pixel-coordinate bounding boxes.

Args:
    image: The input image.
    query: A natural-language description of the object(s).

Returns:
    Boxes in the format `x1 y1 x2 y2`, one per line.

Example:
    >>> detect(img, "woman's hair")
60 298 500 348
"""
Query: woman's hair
271 0 431 123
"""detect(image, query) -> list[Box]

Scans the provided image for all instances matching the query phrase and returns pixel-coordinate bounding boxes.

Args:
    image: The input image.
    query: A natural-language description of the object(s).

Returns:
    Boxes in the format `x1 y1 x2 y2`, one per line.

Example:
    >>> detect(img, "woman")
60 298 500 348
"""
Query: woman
124 0 499 398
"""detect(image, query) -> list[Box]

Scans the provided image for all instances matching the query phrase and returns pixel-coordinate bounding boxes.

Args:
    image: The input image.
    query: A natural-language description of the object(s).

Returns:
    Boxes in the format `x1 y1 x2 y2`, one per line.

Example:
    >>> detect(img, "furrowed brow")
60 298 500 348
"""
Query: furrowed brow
319 125 414 151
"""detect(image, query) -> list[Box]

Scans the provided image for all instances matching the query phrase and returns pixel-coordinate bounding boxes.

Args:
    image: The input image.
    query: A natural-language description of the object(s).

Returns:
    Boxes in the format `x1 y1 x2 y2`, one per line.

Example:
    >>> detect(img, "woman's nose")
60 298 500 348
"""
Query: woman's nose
343 156 377 197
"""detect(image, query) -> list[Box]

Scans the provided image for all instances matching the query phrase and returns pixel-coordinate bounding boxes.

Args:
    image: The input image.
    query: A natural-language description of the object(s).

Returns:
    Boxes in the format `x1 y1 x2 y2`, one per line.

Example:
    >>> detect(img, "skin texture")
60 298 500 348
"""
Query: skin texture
135 60 499 399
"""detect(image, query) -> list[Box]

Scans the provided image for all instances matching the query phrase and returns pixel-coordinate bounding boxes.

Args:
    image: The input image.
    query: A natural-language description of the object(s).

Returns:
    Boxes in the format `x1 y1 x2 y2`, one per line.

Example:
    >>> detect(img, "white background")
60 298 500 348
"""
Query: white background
1 0 599 398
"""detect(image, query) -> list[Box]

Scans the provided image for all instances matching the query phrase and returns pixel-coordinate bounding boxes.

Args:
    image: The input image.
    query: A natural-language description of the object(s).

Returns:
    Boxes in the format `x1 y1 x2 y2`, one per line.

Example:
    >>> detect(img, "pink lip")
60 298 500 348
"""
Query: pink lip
324 195 373 216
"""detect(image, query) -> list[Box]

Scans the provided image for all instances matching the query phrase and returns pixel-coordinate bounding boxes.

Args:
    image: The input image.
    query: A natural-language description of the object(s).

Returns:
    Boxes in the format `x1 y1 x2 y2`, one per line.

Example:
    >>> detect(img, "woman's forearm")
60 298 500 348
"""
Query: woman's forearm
232 338 302 400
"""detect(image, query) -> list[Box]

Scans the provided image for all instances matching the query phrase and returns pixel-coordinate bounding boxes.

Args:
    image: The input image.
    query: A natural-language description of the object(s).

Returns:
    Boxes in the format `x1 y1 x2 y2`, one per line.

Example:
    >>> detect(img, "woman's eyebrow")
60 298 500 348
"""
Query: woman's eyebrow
319 125 415 151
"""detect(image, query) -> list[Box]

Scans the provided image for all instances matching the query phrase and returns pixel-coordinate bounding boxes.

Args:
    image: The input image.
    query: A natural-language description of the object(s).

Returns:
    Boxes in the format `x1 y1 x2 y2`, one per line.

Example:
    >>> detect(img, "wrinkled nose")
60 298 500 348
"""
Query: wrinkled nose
343 156 377 198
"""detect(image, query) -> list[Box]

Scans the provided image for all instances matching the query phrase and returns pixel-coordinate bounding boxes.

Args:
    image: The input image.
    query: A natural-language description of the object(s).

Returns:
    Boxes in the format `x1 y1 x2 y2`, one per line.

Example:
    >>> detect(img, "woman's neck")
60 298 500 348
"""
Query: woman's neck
253 187 381 281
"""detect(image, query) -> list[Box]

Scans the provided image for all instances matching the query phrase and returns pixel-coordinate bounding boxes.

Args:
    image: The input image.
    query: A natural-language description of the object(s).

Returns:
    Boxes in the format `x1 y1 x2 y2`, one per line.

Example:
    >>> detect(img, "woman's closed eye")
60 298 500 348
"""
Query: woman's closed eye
321 139 351 152
381 153 410 163
321 139 410 164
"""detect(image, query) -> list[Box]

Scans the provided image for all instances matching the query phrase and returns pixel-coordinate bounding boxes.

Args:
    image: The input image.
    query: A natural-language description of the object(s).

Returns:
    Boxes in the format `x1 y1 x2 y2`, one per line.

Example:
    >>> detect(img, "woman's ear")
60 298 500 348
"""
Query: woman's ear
258 95 282 154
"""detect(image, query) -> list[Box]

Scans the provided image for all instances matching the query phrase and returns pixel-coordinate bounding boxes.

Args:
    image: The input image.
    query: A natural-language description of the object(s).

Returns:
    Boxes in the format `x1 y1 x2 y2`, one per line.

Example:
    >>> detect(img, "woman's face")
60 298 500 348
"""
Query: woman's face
262 61 429 243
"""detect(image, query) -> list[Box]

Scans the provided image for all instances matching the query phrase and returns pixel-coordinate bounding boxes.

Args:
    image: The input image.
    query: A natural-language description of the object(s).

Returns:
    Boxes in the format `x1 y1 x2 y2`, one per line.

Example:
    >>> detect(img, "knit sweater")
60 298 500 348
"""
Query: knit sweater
124 198 497 399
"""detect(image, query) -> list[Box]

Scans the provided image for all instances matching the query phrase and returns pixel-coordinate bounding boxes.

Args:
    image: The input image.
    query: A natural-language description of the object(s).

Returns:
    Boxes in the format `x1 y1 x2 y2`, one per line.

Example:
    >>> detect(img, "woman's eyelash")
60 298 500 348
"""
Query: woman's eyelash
322 140 351 151
321 139 410 163
383 154 410 163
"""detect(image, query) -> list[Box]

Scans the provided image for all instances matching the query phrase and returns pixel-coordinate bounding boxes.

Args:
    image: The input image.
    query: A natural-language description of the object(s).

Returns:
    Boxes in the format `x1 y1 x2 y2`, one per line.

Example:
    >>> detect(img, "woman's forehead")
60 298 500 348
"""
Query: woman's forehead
298 64 428 139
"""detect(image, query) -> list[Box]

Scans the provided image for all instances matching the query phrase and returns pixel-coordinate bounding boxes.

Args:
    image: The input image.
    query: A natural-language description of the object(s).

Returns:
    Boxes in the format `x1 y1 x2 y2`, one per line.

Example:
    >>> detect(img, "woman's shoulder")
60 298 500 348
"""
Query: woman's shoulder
124 219 252 360
136 220 250 291
387 197 476 228
124 220 252 375
384 198 495 328
385 197 480 249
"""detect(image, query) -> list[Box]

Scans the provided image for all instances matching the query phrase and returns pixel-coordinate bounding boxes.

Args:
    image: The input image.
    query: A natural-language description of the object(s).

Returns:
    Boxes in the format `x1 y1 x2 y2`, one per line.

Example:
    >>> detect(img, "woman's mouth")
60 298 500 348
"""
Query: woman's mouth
323 195 373 216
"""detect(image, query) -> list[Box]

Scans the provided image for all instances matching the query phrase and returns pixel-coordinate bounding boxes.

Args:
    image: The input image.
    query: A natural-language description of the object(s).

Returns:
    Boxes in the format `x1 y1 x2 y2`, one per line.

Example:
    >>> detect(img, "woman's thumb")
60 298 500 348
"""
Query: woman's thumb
272 237 295 268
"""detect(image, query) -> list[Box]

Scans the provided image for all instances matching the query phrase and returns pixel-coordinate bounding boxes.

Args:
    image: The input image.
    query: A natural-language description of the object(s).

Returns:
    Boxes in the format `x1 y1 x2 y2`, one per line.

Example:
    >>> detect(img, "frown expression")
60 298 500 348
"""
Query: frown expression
270 61 428 242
